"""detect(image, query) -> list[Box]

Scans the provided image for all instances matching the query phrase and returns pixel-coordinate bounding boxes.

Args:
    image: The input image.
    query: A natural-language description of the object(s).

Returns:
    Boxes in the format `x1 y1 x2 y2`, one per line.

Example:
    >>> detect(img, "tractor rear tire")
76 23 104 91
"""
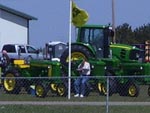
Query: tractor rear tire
3 69 21 94
60 45 94 94
60 45 94 67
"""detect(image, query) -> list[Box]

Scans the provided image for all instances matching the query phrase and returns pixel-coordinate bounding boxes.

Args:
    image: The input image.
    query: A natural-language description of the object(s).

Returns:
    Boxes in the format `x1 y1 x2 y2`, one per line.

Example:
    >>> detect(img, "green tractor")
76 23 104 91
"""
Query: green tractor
57 25 113 95
60 24 150 97
110 43 150 96
1 24 117 97
2 59 67 98
2 24 150 98
1 41 68 98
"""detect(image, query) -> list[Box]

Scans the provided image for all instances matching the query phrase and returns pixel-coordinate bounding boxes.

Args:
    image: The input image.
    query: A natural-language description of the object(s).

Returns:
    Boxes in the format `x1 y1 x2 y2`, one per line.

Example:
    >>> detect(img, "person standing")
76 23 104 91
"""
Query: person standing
74 59 91 98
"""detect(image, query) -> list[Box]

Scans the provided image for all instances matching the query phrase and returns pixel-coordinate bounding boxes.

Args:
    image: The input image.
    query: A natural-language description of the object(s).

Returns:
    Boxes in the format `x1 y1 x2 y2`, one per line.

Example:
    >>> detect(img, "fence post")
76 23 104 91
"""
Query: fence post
0 67 1 84
106 76 109 113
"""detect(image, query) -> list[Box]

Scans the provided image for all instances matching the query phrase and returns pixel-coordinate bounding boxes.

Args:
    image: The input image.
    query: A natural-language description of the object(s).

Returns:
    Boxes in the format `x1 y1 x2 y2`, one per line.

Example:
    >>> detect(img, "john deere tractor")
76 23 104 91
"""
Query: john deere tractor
60 24 150 97
1 43 68 98
2 24 150 98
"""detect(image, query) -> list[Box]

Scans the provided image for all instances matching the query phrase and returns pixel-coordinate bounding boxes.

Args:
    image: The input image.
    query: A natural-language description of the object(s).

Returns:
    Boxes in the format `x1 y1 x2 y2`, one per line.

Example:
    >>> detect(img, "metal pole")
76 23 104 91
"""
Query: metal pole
106 76 109 113
68 0 72 99
112 0 116 43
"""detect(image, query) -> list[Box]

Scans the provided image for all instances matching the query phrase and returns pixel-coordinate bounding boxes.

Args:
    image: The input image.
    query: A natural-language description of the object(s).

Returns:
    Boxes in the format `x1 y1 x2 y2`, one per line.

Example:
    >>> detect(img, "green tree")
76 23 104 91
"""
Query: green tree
115 23 134 44
134 23 150 43
115 23 150 44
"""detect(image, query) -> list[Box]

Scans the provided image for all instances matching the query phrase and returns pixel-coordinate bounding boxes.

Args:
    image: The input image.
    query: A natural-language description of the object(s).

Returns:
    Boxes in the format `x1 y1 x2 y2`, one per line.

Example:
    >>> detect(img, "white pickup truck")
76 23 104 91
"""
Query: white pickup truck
0 44 43 62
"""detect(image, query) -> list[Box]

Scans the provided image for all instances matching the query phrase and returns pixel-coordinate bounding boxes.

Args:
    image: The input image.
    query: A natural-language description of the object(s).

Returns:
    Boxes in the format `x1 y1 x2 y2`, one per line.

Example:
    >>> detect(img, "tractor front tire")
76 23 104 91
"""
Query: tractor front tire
35 83 47 98
50 83 57 93
56 84 67 97
97 83 107 96
119 82 139 97
148 86 150 96
127 83 139 97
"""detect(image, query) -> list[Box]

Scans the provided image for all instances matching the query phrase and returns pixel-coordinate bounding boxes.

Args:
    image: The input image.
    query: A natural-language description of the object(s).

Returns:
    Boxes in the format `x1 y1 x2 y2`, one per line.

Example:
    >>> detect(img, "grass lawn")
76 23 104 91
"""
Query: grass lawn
0 85 150 113
1 105 150 113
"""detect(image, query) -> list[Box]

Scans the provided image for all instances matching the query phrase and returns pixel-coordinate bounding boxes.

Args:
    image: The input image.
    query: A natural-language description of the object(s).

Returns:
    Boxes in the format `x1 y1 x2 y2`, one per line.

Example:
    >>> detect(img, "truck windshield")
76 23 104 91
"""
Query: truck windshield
27 46 37 53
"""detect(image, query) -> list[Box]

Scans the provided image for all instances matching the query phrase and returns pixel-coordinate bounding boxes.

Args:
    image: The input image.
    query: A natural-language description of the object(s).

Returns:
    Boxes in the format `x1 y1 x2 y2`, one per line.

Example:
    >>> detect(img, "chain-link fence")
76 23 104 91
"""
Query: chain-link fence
0 76 150 113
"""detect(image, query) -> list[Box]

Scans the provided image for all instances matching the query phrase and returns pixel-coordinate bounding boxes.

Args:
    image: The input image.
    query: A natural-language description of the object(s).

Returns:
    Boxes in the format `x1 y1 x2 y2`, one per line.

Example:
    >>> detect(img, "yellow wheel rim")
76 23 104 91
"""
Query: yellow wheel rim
4 73 15 91
129 85 136 96
36 85 44 97
98 83 102 93
98 83 107 95
66 52 86 62
102 84 107 95
57 86 65 96
50 83 57 91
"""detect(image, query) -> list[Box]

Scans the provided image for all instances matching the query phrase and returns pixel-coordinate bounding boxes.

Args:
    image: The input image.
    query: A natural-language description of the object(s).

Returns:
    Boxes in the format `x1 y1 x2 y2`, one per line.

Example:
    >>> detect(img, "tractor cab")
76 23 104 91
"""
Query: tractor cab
76 25 113 59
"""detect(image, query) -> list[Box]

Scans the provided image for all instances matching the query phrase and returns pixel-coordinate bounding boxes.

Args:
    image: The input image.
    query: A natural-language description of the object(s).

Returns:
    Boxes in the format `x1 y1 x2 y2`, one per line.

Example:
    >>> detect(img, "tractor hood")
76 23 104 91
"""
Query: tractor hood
110 44 141 63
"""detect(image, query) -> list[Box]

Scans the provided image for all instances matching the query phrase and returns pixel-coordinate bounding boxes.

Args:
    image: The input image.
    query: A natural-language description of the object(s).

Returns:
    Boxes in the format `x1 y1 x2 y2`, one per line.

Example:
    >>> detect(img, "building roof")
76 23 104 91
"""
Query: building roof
0 4 37 20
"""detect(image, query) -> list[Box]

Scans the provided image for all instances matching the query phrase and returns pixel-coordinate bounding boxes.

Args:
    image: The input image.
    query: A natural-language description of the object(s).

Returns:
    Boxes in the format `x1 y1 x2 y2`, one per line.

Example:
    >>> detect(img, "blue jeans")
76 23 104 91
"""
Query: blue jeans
74 75 89 95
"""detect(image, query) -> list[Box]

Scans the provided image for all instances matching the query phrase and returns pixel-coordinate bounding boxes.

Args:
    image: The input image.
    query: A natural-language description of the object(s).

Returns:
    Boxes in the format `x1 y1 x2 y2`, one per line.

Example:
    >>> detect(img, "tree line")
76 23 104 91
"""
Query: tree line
115 23 150 44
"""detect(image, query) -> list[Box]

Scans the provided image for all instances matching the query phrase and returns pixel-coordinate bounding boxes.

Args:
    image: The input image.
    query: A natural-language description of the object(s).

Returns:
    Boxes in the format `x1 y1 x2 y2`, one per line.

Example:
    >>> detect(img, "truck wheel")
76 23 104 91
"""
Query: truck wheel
60 45 93 66
35 83 47 98
56 84 67 97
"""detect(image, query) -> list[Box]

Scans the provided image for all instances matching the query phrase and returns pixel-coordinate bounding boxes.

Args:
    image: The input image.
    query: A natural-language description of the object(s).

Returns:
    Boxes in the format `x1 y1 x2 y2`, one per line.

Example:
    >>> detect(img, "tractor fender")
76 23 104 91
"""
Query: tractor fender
71 43 96 57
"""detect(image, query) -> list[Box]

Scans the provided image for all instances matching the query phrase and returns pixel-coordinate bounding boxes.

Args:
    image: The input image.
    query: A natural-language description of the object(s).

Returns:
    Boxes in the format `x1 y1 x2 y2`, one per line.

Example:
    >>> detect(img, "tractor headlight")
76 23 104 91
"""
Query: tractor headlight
140 66 143 70
91 65 94 69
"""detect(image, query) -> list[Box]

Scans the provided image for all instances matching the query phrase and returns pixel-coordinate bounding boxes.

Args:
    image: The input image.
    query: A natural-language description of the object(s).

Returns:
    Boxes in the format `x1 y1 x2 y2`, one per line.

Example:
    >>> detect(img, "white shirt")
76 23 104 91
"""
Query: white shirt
78 61 91 75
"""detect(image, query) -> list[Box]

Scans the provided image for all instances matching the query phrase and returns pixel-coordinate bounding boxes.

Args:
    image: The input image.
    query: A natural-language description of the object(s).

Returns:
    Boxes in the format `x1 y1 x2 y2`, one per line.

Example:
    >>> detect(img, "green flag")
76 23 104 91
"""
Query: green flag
72 1 89 27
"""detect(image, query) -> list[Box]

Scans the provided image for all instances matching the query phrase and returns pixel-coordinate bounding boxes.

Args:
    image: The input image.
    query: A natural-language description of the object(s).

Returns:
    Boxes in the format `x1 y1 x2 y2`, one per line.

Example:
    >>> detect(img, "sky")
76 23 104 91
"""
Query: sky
0 0 150 48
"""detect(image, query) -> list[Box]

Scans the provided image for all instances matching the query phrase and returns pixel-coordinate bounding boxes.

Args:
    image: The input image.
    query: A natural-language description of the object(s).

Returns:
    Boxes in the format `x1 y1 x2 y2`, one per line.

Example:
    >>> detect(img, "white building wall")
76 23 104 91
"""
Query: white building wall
0 10 28 50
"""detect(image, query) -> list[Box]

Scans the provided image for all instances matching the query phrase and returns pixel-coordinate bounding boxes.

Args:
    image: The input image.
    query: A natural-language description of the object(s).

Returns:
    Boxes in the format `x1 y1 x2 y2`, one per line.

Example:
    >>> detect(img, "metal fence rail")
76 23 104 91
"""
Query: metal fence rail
0 76 150 113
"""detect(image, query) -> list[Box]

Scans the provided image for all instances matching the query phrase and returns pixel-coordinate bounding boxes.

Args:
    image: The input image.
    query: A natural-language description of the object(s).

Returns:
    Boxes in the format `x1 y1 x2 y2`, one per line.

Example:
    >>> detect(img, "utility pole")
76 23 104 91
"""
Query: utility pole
112 0 116 43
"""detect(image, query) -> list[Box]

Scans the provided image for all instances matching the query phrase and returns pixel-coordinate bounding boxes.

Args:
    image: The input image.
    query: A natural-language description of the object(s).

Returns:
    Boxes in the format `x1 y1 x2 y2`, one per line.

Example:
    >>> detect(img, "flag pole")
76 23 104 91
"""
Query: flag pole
68 0 72 99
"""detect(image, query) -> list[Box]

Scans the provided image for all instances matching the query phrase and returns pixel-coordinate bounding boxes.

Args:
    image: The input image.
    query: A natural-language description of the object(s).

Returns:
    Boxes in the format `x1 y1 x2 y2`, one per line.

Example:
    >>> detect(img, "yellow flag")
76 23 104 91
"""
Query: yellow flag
72 2 89 27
